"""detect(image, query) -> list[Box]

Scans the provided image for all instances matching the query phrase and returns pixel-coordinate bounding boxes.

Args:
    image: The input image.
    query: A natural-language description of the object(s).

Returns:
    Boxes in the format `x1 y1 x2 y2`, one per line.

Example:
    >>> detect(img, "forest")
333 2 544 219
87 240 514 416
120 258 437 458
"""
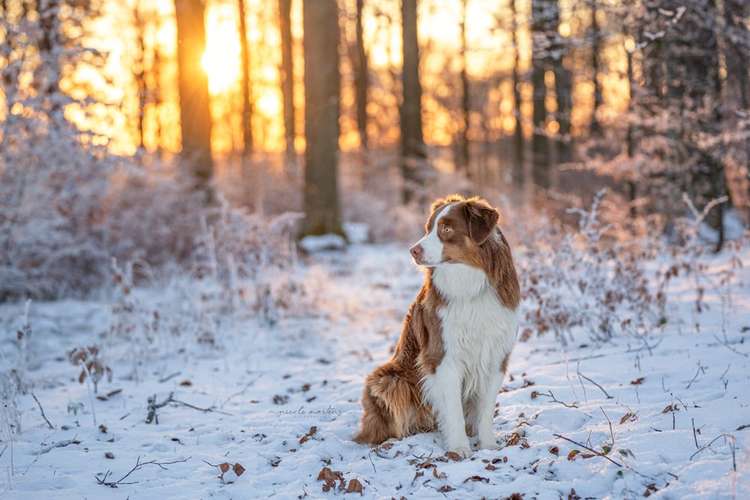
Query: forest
0 0 749 498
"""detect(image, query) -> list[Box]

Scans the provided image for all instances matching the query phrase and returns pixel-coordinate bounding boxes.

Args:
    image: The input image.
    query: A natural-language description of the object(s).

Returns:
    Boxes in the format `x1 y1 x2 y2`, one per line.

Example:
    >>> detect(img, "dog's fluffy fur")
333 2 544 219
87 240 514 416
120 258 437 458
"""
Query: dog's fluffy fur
354 195 520 456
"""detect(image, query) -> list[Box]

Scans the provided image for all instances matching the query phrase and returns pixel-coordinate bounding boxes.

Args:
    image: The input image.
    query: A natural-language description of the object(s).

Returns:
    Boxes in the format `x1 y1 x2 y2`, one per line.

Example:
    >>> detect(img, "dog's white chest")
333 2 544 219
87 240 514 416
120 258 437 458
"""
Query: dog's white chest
433 264 518 397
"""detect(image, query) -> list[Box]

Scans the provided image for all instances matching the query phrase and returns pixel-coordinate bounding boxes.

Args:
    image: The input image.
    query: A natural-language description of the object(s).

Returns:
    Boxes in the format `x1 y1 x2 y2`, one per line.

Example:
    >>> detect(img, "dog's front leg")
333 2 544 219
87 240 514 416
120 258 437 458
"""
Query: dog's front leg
474 371 502 449
423 359 471 457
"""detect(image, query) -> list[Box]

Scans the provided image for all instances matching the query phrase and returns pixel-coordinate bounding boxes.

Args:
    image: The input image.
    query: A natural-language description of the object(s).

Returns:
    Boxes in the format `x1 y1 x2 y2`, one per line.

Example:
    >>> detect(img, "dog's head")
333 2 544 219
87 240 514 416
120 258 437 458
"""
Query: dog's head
409 195 500 268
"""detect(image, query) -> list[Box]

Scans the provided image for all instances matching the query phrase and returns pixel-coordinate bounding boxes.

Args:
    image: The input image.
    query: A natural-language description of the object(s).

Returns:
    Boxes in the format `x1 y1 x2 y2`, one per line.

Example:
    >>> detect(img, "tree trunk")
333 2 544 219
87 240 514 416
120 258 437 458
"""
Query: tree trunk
279 0 296 166
354 0 369 151
301 0 343 237
551 0 572 164
133 1 147 150
723 0 750 202
400 0 427 204
174 0 213 199
590 0 602 136
36 0 61 115
530 0 550 188
510 0 524 186
458 0 470 174
237 0 253 156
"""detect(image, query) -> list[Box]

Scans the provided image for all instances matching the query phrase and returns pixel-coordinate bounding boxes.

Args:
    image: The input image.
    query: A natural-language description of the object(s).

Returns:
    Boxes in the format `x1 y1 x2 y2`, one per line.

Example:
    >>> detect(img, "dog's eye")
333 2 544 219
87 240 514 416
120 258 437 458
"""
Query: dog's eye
440 225 452 235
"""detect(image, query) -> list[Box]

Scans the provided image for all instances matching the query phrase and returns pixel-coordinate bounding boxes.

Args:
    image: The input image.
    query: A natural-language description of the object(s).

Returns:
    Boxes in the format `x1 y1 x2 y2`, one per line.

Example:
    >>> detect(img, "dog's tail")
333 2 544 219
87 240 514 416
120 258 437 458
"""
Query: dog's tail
354 364 421 444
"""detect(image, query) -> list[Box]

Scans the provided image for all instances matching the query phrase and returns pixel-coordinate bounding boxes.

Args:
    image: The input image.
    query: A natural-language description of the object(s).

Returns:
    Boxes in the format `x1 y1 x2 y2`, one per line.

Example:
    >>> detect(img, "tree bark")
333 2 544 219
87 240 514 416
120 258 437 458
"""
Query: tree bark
400 0 427 204
133 0 147 149
301 0 343 236
354 0 369 151
237 0 253 156
530 0 550 188
458 0 470 174
174 0 213 199
510 0 524 186
551 0 572 164
279 0 296 166
589 0 602 136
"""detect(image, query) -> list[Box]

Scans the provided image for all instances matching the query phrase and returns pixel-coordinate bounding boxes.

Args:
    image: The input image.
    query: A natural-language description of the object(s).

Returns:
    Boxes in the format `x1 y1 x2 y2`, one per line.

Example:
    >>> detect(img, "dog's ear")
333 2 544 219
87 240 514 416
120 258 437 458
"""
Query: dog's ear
464 199 499 244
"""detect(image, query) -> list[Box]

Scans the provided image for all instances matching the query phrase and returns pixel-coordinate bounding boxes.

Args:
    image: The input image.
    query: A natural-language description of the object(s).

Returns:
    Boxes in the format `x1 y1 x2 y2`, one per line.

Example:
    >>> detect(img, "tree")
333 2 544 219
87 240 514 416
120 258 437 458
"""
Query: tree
458 0 470 174
301 0 343 236
636 0 732 250
279 0 296 166
400 0 427 203
237 0 253 157
132 0 148 149
530 0 550 188
550 0 572 164
509 0 524 186
589 0 602 136
354 0 369 151
174 0 213 200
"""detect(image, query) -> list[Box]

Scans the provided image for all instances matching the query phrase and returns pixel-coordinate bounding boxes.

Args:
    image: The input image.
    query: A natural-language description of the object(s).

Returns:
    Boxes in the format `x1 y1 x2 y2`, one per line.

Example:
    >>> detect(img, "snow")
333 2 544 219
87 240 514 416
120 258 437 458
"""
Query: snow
1 243 749 499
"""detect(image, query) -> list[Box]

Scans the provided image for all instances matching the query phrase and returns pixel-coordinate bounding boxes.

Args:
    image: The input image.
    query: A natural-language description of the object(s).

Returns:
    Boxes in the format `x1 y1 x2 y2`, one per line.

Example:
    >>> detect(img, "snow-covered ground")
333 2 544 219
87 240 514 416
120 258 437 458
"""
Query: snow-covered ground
1 244 748 499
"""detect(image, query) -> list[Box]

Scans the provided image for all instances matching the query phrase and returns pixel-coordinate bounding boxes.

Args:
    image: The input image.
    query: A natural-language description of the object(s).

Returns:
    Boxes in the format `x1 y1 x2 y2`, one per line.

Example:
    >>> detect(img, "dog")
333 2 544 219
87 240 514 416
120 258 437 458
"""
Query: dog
354 195 520 457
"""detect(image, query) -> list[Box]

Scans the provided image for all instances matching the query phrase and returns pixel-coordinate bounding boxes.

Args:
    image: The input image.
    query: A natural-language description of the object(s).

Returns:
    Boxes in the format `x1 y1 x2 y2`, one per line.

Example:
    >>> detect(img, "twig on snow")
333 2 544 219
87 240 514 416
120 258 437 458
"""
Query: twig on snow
31 393 54 430
33 438 81 456
146 392 232 424
691 418 700 450
158 371 181 383
553 433 623 468
95 456 190 487
535 390 578 408
690 433 737 471
577 363 613 399
600 407 615 447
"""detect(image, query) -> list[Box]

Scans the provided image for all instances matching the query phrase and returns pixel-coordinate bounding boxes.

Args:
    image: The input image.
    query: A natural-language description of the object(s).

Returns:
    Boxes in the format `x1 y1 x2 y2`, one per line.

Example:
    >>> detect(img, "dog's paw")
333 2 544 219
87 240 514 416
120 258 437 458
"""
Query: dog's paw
445 439 472 459
478 436 501 450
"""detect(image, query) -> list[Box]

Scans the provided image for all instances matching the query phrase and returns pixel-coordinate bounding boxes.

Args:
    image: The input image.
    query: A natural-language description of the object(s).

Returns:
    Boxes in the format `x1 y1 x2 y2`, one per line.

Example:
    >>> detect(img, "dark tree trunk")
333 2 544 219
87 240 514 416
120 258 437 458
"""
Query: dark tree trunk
174 0 213 199
400 0 426 204
237 0 253 156
723 0 750 201
510 0 524 186
301 0 343 236
133 1 147 149
354 0 369 151
590 0 602 136
279 0 296 165
458 0 470 174
530 0 550 188
550 0 572 164
36 0 61 114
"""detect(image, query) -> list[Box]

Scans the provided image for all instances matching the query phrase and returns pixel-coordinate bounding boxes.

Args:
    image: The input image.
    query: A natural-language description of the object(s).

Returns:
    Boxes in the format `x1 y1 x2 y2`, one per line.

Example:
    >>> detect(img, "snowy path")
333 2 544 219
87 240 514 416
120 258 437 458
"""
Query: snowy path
1 244 749 499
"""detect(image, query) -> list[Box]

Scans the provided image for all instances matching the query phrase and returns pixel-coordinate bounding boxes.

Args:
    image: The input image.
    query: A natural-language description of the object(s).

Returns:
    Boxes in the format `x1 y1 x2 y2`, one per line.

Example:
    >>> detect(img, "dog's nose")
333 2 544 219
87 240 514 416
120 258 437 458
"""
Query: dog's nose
410 245 424 261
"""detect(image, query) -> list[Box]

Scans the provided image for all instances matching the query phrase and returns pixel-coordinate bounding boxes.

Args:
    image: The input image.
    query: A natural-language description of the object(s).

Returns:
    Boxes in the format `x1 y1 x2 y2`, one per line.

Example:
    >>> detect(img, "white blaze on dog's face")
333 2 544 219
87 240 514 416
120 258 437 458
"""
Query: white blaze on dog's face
409 198 499 268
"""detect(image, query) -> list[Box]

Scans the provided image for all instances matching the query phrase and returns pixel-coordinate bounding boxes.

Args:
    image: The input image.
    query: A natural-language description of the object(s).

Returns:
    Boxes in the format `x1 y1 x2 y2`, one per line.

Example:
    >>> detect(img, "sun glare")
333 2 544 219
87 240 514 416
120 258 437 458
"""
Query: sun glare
202 5 241 95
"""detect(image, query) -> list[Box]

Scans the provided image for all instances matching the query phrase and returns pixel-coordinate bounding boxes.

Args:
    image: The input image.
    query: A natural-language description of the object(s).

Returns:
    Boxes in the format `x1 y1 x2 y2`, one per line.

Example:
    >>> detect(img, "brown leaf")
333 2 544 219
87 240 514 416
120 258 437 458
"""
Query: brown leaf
346 478 364 494
299 426 318 445
548 446 559 456
179 380 192 386
630 377 645 385
444 451 462 461
218 463 230 474
438 485 455 493
485 463 497 471
233 463 245 476
317 467 344 492
619 411 637 425
104 451 114 459
662 404 678 413
463 475 490 483
567 450 580 461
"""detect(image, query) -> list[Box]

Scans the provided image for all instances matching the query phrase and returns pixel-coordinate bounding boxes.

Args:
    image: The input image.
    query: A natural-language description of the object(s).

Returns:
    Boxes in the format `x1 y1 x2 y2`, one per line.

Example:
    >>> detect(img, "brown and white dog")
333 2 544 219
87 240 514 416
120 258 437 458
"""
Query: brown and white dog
354 195 520 456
